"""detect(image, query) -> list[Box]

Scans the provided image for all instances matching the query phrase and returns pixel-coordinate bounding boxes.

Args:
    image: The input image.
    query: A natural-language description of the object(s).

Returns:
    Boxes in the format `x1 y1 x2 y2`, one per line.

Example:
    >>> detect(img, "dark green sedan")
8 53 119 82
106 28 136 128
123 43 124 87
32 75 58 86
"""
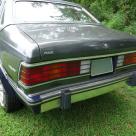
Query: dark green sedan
0 0 136 113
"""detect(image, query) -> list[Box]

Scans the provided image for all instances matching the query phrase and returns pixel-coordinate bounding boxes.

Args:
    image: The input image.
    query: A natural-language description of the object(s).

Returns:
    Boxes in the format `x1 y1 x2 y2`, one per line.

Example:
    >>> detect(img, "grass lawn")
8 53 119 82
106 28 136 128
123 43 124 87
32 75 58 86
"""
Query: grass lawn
0 87 136 136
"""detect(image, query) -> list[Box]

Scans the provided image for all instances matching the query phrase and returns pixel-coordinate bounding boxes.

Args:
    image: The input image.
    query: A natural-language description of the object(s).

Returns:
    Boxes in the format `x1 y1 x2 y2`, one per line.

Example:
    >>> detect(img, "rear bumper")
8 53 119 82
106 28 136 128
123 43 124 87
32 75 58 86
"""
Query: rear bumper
40 80 127 112
7 71 136 113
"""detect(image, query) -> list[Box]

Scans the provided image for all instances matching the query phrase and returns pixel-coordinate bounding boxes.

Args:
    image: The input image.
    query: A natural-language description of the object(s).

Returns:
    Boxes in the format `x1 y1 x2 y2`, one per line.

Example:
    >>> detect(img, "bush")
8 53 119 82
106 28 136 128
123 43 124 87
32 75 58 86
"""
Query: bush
106 12 125 30
124 22 136 34
72 0 136 34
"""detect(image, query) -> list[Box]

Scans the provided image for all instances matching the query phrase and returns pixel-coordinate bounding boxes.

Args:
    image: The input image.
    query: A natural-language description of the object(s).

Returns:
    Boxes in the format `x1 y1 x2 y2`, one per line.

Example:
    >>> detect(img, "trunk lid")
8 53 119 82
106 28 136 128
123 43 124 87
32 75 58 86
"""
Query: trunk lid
18 23 136 61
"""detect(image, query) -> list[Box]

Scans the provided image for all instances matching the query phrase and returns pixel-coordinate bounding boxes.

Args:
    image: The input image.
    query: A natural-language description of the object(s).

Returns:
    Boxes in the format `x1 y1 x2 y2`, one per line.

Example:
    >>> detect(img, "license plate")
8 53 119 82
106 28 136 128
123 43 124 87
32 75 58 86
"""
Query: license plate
91 58 113 76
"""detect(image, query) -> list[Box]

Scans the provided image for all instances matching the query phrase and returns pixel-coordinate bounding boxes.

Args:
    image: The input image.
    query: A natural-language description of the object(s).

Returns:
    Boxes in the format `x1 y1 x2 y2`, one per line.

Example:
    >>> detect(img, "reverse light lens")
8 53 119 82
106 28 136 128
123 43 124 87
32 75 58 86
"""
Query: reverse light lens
80 60 91 74
124 53 136 65
117 55 124 67
20 60 90 86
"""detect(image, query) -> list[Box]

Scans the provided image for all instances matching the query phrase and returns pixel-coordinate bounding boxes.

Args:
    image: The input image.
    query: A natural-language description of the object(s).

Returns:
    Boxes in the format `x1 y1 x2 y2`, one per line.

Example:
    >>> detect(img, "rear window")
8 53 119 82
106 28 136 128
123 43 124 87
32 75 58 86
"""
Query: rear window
14 1 97 23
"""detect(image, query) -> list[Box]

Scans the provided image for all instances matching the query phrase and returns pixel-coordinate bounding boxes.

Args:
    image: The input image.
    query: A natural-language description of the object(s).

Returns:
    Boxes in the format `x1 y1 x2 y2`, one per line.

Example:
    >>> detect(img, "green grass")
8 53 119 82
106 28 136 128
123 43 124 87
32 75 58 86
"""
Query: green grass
0 87 136 136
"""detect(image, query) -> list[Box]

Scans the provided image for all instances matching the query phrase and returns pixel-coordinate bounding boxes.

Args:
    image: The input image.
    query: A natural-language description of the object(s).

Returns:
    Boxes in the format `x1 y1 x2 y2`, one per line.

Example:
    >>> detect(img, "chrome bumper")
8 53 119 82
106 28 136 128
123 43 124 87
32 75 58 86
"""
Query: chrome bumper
6 70 136 113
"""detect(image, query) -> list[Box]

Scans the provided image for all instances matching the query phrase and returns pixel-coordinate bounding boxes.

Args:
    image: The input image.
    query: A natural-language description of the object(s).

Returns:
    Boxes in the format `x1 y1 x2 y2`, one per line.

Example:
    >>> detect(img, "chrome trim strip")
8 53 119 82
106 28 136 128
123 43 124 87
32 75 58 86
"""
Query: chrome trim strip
9 80 35 103
82 8 100 23
40 72 131 100
0 58 133 106
69 73 130 92
18 73 90 89
117 64 136 70
21 50 136 68
18 51 136 89
14 71 133 106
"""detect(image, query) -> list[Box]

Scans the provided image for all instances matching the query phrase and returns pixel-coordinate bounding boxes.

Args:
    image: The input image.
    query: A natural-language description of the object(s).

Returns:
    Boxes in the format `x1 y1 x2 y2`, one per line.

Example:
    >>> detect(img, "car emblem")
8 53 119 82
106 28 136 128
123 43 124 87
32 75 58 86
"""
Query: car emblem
44 50 54 55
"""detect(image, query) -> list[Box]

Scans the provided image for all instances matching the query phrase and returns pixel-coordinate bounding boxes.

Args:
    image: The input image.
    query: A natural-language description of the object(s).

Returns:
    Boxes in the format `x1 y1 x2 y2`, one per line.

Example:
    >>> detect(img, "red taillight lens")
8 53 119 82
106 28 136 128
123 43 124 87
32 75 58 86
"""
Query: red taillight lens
20 61 81 86
124 53 136 65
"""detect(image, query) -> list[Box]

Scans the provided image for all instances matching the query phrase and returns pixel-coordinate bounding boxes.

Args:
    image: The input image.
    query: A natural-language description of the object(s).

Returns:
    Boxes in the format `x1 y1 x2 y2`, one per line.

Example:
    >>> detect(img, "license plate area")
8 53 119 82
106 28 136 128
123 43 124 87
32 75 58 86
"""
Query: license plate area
91 58 113 76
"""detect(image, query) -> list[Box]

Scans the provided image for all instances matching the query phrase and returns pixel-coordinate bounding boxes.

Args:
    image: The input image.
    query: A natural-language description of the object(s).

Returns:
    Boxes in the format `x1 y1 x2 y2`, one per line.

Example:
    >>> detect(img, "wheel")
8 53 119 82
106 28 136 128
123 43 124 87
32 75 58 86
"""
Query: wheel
0 77 23 113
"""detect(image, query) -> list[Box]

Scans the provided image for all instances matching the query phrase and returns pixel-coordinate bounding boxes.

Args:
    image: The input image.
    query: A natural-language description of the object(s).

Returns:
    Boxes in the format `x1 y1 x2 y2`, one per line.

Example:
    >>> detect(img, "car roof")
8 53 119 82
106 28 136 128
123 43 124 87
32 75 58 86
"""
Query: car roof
0 0 99 31
12 0 81 7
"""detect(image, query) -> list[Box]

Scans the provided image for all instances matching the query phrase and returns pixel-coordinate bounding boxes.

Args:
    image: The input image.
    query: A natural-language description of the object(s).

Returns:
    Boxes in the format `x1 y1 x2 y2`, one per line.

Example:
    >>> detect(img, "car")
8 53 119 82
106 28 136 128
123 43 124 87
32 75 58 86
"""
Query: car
0 0 136 114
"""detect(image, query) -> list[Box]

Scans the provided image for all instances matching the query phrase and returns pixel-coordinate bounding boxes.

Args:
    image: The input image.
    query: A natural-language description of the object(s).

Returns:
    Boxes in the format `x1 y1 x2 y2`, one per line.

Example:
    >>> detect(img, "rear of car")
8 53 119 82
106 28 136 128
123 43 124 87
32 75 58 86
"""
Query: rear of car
0 0 136 113
18 52 136 113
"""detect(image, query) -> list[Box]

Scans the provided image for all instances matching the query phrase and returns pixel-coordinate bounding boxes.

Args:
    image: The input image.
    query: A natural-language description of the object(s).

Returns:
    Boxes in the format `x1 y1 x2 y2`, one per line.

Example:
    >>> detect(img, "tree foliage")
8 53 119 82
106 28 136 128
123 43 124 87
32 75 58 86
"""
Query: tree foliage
71 0 136 34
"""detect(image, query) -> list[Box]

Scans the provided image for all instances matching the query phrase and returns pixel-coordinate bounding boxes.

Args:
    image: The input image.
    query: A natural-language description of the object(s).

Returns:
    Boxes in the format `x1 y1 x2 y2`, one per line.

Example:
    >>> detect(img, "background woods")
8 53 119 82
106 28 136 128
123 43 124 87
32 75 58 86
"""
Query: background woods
71 0 136 34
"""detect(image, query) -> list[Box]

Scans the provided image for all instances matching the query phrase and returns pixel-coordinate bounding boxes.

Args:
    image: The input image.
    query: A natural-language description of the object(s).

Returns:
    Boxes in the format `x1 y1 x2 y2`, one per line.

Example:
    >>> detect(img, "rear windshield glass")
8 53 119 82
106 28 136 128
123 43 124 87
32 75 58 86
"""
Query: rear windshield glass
14 2 97 23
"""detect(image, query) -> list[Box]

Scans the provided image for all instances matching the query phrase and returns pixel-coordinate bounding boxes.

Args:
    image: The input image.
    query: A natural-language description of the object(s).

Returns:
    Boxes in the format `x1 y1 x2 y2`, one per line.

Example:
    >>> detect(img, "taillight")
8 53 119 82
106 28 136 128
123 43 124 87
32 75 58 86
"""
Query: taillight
124 53 136 65
117 53 136 67
20 60 90 86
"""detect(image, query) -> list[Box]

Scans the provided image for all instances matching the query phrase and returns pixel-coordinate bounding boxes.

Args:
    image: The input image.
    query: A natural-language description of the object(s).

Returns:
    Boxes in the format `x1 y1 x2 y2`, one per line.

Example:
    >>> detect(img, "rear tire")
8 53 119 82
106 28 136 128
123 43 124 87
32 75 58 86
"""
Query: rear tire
0 76 23 113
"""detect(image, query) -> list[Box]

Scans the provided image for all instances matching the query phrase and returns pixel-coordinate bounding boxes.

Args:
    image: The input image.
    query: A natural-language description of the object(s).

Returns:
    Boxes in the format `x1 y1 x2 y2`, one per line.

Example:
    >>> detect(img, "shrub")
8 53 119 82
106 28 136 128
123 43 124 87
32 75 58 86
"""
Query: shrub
72 0 136 34
124 22 136 35
106 12 126 30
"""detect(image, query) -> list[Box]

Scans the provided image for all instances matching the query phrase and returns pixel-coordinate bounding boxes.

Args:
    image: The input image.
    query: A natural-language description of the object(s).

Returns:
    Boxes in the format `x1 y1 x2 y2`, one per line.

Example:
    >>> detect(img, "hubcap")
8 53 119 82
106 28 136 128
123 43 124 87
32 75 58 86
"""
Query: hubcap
0 80 5 107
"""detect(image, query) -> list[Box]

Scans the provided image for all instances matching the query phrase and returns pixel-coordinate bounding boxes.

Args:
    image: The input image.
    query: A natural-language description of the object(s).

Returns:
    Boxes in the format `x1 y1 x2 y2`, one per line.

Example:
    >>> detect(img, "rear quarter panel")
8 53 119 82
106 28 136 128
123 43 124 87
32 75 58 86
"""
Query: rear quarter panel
0 25 40 82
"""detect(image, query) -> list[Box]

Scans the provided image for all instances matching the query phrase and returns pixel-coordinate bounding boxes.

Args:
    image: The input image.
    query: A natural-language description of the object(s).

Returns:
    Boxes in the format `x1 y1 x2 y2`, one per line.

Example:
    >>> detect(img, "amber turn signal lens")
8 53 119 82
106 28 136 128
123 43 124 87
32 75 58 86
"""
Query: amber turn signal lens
124 53 136 65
